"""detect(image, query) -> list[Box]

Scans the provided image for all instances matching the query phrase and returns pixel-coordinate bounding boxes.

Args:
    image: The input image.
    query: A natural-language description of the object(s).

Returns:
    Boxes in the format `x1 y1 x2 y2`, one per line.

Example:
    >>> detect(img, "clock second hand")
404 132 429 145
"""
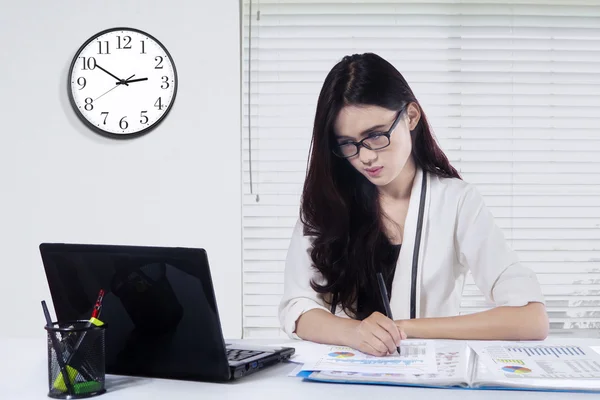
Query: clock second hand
94 74 135 101
93 85 119 102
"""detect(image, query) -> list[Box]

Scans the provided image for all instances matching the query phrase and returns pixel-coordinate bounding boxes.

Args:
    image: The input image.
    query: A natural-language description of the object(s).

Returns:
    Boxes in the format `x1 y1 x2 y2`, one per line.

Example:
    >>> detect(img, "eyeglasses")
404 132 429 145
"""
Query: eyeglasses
332 108 405 158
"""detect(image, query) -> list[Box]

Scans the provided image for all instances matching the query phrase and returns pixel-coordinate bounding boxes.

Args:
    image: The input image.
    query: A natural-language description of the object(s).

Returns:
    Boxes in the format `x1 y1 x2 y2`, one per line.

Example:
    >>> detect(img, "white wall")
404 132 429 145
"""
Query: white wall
0 1 242 339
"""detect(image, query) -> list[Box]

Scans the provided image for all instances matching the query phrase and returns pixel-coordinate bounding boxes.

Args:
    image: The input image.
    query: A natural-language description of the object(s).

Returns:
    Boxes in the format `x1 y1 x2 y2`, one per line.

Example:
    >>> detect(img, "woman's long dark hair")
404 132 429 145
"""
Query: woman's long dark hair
301 53 461 319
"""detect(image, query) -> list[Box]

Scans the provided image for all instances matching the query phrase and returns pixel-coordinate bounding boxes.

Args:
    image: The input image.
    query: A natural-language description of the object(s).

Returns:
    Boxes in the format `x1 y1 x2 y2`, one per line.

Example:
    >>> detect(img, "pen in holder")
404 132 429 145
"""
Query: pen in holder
45 320 107 399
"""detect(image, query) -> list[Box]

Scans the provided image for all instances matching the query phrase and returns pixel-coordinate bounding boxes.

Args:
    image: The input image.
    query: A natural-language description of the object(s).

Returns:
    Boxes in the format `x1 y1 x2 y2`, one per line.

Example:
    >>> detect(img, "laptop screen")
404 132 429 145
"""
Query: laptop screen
40 244 231 380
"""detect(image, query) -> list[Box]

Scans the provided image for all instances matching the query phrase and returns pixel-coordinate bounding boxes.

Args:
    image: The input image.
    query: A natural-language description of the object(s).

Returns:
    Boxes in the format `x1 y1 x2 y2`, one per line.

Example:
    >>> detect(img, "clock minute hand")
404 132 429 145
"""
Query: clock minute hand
96 64 128 85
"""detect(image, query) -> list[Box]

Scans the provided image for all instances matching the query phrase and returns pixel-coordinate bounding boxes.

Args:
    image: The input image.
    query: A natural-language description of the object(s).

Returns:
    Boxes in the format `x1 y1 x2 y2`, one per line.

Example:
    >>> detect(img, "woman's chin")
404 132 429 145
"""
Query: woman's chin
365 173 393 186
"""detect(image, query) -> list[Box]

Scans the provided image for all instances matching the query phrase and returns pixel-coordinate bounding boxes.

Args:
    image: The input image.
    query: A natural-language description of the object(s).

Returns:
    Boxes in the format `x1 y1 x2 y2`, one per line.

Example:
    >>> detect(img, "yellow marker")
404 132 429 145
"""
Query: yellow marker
89 317 104 327
53 365 79 392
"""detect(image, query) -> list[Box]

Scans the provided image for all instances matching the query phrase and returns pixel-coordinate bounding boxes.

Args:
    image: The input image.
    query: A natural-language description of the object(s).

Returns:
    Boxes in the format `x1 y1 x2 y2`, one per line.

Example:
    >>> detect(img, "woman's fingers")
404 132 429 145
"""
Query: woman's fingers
369 323 398 354
353 312 407 356
359 340 388 357
374 314 402 347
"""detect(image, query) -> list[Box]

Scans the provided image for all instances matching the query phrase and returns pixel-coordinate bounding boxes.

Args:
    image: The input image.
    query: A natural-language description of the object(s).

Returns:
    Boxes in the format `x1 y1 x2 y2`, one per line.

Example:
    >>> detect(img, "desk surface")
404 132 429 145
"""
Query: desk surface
2 337 599 399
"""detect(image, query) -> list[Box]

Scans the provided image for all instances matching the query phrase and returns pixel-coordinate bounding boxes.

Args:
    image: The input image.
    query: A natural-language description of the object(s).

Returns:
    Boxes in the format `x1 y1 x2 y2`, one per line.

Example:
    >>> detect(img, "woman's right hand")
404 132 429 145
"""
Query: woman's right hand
349 311 406 356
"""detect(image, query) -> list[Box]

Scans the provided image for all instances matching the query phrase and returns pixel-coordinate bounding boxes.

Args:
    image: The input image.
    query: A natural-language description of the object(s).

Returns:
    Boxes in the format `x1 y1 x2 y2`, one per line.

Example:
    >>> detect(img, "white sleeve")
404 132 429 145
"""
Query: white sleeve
455 184 545 307
278 219 330 338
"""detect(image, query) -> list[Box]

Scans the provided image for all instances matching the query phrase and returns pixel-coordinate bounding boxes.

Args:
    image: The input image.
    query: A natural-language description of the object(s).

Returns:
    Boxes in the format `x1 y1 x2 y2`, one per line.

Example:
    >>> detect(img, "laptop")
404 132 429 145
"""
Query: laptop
39 243 295 382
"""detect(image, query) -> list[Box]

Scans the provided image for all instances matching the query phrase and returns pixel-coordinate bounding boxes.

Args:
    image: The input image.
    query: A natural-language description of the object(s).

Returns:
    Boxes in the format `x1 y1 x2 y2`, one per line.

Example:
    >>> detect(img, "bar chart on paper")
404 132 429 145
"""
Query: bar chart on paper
506 345 586 358
470 343 600 380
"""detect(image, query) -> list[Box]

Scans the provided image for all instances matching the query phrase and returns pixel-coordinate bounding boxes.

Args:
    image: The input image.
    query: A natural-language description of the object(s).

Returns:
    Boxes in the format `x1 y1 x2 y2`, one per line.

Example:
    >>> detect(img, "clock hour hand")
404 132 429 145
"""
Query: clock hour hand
124 77 148 84
96 64 128 85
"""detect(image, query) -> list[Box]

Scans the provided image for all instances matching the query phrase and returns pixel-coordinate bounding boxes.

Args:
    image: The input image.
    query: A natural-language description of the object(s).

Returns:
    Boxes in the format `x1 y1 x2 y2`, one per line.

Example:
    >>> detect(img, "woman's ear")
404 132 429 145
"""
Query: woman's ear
406 102 421 131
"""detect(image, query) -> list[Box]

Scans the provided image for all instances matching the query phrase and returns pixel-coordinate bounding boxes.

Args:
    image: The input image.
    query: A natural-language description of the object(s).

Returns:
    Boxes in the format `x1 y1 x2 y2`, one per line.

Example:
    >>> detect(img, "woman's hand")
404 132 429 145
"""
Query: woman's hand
349 311 407 356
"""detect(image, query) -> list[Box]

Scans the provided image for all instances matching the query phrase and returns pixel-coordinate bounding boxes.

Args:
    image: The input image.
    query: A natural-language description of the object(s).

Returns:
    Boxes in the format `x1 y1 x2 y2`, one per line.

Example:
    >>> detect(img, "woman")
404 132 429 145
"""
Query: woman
278 53 549 356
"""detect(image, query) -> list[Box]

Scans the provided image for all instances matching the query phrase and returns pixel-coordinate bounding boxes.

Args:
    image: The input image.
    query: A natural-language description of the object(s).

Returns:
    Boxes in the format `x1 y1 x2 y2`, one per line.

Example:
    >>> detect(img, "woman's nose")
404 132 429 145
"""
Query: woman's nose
359 146 377 164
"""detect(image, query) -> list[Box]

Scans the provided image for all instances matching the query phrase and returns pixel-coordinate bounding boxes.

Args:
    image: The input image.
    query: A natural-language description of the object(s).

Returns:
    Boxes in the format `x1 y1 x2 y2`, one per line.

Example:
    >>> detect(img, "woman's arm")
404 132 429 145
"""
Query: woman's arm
449 184 549 340
279 220 333 336
397 302 549 340
295 309 359 345
297 309 407 356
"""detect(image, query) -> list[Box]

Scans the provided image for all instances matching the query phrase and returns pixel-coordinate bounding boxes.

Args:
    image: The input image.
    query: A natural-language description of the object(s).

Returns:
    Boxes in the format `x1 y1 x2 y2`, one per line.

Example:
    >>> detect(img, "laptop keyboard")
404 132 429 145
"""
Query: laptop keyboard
227 349 263 362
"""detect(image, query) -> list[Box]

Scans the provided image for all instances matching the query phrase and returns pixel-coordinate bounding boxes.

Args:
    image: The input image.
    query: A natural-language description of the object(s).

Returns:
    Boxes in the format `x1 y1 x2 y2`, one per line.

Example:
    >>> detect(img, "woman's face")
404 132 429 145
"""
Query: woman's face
333 103 420 187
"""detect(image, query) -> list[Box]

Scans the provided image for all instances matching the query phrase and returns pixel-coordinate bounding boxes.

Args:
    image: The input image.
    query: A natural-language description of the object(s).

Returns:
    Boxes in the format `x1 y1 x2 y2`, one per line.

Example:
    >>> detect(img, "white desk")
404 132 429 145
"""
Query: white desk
2 337 598 399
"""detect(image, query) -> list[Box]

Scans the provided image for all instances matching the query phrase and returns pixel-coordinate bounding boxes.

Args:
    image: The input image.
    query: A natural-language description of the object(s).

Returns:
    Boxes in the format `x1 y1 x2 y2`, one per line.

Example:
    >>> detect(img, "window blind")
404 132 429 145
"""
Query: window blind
241 0 600 339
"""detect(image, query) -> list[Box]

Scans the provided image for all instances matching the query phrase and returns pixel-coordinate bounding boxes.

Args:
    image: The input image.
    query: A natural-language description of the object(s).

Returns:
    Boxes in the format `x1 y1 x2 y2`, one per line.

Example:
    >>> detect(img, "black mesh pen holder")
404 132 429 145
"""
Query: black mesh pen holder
45 320 107 399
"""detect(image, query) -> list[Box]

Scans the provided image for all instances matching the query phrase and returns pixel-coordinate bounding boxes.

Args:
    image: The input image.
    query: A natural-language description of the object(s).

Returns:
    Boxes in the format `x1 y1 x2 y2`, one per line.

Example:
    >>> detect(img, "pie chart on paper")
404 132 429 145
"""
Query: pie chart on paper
328 351 355 359
502 366 532 374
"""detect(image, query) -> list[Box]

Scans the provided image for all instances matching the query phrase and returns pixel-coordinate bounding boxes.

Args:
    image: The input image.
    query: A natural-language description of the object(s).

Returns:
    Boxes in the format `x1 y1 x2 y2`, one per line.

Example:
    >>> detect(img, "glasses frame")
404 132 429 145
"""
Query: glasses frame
332 107 406 159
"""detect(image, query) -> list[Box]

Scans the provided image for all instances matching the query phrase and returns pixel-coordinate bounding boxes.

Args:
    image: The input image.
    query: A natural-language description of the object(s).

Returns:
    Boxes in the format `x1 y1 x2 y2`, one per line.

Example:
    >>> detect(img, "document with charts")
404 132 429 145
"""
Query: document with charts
300 340 438 375
303 340 471 388
467 342 600 391
297 340 600 392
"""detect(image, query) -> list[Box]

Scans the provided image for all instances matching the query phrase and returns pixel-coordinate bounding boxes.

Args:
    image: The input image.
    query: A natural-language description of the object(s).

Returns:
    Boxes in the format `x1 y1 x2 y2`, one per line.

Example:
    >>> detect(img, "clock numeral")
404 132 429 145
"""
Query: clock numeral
101 112 109 125
154 97 164 110
140 40 146 54
117 35 132 49
119 116 129 130
161 76 169 89
77 77 87 90
155 56 164 69
97 40 110 55
84 98 94 111
140 111 149 124
79 57 96 70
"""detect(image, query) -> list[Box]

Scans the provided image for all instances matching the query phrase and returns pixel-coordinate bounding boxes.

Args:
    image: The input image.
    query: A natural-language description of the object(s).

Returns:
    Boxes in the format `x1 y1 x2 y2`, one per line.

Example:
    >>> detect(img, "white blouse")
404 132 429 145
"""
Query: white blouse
278 166 545 338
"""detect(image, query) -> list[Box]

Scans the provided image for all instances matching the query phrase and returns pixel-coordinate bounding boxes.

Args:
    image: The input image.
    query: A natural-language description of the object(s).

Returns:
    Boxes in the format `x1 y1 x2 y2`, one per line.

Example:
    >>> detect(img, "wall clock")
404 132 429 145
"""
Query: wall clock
67 27 178 139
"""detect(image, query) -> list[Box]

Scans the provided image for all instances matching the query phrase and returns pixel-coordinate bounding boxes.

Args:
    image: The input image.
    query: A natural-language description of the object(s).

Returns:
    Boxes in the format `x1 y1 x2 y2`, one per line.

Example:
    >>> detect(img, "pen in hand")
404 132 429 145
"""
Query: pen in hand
376 272 402 356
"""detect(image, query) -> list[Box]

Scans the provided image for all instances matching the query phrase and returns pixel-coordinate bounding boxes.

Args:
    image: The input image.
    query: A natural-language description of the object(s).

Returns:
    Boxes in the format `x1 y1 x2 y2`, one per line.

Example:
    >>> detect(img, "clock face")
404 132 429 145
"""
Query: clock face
68 27 177 138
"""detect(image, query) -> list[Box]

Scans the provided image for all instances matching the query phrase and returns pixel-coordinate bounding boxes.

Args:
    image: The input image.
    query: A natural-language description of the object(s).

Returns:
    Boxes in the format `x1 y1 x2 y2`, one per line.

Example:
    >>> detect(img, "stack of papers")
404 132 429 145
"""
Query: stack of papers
281 339 600 393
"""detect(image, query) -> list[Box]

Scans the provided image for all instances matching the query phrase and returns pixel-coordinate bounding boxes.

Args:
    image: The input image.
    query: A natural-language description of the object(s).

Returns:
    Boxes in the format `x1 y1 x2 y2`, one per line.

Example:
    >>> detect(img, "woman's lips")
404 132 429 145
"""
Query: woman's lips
365 166 383 177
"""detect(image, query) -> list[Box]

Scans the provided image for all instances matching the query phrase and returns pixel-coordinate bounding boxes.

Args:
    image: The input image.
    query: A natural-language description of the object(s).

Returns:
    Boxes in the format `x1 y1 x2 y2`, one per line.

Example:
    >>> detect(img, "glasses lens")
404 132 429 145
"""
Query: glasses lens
364 134 390 150
334 143 358 158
